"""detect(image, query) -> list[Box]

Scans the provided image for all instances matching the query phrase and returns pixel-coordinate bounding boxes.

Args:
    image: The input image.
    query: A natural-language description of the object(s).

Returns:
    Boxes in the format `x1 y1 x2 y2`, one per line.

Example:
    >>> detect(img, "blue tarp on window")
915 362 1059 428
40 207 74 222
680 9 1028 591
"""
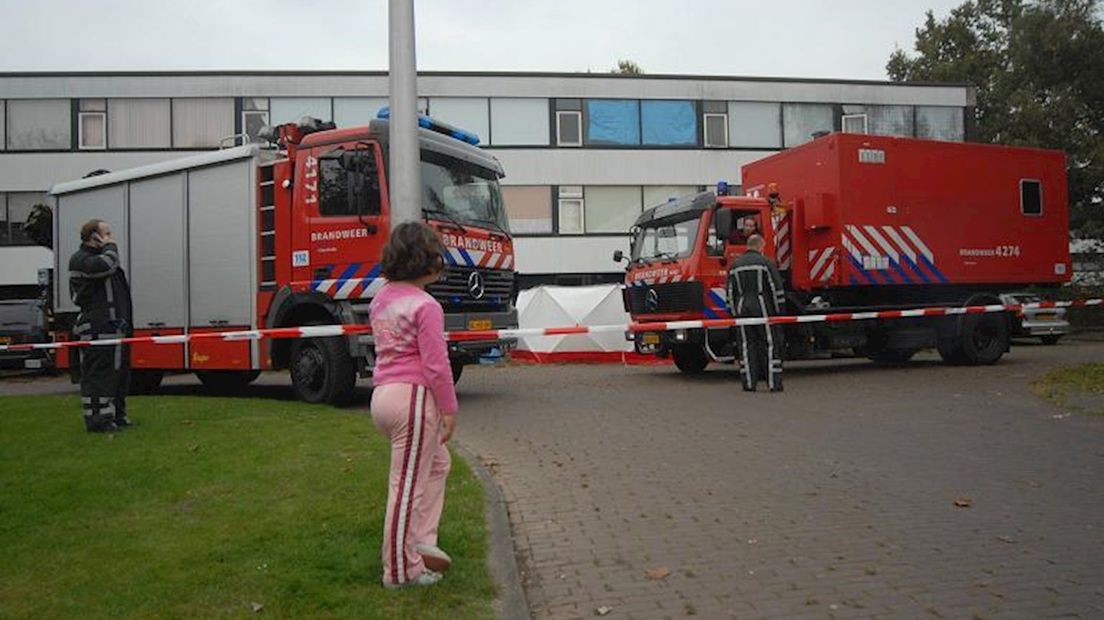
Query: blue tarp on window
585 100 640 145
641 100 697 146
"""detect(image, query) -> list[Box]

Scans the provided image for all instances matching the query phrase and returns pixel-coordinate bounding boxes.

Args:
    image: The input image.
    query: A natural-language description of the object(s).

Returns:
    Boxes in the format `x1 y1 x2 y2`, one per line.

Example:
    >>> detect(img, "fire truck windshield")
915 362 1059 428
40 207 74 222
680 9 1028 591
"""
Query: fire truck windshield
421 150 508 231
631 214 702 263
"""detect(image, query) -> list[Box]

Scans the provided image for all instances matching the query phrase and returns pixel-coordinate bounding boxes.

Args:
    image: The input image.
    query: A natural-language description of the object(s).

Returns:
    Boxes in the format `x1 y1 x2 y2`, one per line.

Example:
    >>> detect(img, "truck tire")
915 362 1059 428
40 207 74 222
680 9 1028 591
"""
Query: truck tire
957 312 1010 365
129 370 164 395
451 359 464 384
672 344 709 374
196 370 261 393
289 337 356 404
868 348 919 364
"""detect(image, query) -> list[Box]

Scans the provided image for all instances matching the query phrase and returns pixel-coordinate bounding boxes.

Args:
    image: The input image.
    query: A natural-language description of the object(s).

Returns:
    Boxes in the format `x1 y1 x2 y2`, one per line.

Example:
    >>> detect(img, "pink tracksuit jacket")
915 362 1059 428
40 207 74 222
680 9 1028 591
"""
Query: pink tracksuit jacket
368 282 458 586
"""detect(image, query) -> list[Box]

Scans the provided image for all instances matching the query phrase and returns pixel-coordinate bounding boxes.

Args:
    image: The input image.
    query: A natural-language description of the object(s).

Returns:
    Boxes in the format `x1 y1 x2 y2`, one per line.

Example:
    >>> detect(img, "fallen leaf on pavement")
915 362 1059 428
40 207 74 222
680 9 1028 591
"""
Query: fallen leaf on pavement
644 567 670 580
954 496 973 508
996 536 1017 544
595 606 612 616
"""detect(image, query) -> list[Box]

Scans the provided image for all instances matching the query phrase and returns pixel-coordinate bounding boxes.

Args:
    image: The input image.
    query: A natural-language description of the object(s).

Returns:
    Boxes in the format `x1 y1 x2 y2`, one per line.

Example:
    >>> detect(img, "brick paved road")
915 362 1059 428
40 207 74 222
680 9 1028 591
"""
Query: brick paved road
5 343 1102 618
454 342 1104 619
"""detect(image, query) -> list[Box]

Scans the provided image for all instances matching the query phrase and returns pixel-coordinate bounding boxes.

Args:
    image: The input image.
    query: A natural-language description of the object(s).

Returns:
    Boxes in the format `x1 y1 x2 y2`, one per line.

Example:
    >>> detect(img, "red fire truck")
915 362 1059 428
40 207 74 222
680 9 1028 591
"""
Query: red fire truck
619 133 1071 372
50 114 517 403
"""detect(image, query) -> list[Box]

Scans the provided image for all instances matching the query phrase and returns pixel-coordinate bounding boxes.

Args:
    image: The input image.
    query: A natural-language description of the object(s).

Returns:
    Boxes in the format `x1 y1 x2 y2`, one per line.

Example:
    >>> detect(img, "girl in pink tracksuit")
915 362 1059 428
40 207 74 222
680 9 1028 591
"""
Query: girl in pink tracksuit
370 222 459 589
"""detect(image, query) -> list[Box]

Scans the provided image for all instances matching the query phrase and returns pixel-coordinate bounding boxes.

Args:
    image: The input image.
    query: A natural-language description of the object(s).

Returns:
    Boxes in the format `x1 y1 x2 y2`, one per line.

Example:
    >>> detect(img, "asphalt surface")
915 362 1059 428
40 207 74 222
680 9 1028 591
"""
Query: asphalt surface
3 341 1103 619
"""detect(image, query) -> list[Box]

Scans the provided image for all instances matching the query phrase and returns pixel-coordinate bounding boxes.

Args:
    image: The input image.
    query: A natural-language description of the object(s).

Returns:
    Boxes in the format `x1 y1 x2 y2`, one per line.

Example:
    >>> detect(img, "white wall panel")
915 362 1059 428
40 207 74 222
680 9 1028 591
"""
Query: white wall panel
515 236 631 274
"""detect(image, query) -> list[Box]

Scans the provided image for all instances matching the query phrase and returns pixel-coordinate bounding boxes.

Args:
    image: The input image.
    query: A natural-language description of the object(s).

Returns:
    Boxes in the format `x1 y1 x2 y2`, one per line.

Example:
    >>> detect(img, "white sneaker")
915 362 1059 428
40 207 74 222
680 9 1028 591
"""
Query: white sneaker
415 543 453 573
383 569 442 590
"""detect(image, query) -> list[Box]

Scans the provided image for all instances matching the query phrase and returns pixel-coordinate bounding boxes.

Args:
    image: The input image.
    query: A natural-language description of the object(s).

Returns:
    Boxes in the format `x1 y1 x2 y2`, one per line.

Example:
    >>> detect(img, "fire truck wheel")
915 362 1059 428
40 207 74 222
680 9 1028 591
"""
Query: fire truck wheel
128 370 164 395
289 337 356 404
958 311 1009 365
196 370 261 393
672 344 709 374
450 360 464 384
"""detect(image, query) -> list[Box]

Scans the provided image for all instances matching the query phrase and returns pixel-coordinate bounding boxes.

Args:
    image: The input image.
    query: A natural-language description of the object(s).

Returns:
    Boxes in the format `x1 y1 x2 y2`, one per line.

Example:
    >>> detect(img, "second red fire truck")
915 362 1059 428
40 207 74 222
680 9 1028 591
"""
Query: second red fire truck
620 133 1071 372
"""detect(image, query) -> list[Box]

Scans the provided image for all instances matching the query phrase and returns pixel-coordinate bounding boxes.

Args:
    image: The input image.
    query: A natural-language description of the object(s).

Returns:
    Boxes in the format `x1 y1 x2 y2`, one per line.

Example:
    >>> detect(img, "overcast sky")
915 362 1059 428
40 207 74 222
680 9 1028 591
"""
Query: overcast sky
0 0 965 80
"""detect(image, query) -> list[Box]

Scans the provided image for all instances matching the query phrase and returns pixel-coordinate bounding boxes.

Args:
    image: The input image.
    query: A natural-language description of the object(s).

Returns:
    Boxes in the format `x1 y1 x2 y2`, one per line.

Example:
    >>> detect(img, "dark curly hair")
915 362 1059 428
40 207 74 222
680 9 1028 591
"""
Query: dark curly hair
381 221 445 282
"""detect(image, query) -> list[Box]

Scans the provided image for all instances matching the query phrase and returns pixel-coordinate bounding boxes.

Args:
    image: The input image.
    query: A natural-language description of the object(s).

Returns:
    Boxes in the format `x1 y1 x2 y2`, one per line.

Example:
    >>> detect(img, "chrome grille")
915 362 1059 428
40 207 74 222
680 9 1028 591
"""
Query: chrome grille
626 281 704 314
427 266 514 310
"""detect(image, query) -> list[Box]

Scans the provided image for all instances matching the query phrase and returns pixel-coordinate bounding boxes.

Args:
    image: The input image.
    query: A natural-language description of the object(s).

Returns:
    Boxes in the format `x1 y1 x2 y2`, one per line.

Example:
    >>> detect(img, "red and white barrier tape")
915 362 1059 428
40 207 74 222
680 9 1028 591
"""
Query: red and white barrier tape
1 299 1100 352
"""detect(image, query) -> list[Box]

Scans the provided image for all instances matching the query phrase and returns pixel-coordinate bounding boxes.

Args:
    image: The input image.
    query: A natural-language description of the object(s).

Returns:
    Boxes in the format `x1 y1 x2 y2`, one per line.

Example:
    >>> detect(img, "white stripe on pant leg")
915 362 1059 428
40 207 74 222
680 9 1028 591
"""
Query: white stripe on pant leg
738 325 752 388
758 272 777 391
395 385 425 583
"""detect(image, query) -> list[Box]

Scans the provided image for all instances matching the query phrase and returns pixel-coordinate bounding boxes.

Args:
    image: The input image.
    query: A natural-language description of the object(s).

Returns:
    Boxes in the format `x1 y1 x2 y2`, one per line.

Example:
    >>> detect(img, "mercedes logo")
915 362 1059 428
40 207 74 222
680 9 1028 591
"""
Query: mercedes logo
467 271 486 300
645 288 659 311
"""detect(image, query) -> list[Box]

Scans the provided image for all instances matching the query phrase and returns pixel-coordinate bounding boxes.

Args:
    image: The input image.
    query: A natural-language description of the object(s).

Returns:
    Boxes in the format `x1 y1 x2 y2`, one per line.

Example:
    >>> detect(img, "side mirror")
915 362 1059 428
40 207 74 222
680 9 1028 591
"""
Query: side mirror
714 209 734 240
612 250 625 263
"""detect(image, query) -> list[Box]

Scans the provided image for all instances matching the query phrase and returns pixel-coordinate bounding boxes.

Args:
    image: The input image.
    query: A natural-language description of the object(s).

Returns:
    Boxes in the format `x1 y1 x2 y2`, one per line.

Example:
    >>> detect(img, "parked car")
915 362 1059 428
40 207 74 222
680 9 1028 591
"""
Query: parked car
0 299 52 371
1000 292 1070 345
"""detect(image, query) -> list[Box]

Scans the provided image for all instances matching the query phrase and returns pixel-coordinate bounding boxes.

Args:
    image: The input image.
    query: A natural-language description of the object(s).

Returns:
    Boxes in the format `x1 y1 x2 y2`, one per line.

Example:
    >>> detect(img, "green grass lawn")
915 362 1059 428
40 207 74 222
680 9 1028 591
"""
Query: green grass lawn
0 395 495 619
1032 362 1104 415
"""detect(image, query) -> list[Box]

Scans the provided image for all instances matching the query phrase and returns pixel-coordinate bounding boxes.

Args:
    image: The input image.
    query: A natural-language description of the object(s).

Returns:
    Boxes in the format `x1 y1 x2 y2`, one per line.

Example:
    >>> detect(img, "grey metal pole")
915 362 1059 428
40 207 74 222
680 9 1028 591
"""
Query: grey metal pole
388 0 421 225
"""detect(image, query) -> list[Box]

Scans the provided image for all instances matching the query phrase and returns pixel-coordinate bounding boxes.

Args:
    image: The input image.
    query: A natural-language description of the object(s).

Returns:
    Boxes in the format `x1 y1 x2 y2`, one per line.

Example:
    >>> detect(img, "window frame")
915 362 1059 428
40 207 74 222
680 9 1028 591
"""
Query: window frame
841 113 869 134
703 112 729 148
1020 178 1043 217
556 110 583 147
77 110 107 150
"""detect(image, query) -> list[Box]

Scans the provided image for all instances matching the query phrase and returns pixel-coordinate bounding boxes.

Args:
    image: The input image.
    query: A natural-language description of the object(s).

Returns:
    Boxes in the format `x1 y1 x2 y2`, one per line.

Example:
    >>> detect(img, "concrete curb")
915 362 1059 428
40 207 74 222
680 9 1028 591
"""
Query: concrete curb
455 442 531 620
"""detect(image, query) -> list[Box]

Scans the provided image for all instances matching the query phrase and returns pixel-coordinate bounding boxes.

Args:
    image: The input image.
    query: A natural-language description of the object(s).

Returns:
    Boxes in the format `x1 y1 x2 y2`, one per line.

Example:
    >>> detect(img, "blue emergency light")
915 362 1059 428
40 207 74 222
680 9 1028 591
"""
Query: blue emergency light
716 181 730 196
377 107 481 146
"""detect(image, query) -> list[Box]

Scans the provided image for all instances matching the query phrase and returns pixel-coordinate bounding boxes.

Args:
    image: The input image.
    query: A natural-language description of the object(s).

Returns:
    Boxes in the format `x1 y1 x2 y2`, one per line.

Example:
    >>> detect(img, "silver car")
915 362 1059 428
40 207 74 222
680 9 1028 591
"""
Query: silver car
1000 292 1070 345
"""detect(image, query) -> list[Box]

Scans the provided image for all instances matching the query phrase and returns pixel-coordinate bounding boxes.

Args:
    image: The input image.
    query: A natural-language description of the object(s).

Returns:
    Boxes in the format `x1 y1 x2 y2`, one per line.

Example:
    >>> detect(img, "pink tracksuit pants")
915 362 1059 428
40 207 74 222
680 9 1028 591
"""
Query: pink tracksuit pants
370 383 452 586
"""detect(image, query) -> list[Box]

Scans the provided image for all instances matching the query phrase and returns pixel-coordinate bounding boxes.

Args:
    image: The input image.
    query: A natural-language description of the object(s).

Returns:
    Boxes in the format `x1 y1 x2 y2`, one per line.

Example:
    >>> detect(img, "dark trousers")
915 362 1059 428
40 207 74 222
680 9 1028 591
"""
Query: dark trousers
736 322 784 392
79 343 130 431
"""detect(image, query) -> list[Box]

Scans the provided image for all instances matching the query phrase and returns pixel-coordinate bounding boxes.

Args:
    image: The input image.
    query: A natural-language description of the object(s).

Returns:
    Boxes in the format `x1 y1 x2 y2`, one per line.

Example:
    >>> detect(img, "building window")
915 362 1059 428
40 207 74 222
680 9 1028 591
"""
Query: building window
5 99 71 150
842 105 914 137
501 186 552 234
704 113 728 148
584 186 642 233
108 98 171 149
841 113 868 134
270 97 333 125
1 192 48 246
426 98 489 144
643 186 698 209
490 98 550 146
916 106 964 141
1021 179 1043 216
241 98 270 143
557 186 584 234
556 111 582 147
585 99 640 146
782 103 835 147
77 99 106 150
728 101 782 148
641 100 697 146
172 98 235 148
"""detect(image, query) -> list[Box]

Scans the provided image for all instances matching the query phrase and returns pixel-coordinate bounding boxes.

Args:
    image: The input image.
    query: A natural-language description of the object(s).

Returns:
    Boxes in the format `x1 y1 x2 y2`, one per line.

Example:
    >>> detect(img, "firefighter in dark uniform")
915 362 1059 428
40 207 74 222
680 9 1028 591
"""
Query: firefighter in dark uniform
69 219 134 432
728 234 786 392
